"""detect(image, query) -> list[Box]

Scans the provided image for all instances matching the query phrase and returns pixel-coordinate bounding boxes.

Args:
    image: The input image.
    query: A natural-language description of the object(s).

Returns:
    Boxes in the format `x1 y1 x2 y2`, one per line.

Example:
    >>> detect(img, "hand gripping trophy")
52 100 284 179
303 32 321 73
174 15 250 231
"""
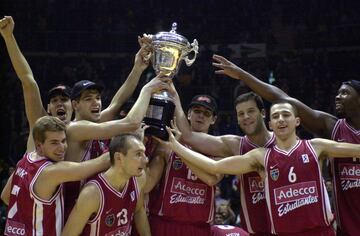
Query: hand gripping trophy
143 22 199 140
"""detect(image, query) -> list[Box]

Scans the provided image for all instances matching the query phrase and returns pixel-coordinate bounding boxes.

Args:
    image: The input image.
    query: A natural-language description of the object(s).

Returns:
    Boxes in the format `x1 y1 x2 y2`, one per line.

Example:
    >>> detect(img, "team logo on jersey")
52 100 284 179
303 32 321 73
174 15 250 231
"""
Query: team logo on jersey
301 154 309 164
105 214 115 227
173 159 183 170
270 168 279 181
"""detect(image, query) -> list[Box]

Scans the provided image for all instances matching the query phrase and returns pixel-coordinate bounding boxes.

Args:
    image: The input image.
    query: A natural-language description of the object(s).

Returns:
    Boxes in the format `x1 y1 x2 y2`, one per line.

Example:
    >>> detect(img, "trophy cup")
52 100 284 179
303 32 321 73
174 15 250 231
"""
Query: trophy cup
143 22 199 140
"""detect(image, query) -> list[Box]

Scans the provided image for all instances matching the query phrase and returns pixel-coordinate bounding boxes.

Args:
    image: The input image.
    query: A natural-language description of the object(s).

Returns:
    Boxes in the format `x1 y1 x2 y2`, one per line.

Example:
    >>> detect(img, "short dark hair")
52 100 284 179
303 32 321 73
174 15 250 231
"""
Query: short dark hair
32 116 66 143
270 99 298 117
109 134 141 165
234 92 264 111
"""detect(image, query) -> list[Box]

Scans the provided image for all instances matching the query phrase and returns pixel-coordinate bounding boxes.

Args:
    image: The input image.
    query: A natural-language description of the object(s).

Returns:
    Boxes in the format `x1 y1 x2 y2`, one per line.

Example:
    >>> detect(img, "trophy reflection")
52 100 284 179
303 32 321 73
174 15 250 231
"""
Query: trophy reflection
143 22 199 140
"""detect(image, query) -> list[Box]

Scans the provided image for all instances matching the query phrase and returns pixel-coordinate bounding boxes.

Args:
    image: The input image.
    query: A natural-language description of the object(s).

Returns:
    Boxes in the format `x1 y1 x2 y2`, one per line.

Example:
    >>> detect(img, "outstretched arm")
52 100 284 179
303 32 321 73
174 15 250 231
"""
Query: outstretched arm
61 183 100 236
165 127 264 176
0 16 46 151
311 138 360 159
213 54 337 138
100 37 152 122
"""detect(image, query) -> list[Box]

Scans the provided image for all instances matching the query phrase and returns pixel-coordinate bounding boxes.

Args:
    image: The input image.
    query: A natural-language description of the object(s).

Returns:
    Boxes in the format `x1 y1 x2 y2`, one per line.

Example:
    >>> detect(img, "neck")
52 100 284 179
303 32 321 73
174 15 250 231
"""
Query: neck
346 115 360 130
247 129 272 147
275 133 298 150
103 167 130 192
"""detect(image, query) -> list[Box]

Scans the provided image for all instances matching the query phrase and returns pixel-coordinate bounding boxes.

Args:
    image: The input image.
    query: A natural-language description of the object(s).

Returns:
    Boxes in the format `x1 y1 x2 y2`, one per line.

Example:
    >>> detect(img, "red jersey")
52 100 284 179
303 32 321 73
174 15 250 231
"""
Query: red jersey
5 152 64 236
82 173 139 236
265 140 333 234
238 134 275 235
64 139 109 220
149 148 215 224
331 119 360 235
211 225 250 236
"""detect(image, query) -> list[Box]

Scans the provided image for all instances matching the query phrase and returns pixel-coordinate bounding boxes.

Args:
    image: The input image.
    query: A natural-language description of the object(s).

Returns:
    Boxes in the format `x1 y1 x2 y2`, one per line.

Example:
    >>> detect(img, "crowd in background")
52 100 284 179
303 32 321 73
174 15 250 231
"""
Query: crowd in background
1 0 360 232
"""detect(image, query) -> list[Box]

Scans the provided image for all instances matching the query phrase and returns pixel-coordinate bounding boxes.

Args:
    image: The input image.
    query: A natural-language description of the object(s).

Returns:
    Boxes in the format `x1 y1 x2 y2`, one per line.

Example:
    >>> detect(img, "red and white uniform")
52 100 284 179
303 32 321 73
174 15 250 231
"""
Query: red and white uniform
238 134 275 235
211 225 250 236
64 139 109 219
5 152 64 236
148 147 215 236
265 140 334 235
82 173 139 236
331 119 360 236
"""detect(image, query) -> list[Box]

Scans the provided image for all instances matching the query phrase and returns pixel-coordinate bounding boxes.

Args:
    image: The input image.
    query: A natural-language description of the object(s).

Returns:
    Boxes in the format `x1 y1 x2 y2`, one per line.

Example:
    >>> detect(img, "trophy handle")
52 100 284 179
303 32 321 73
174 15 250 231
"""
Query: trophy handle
184 39 199 66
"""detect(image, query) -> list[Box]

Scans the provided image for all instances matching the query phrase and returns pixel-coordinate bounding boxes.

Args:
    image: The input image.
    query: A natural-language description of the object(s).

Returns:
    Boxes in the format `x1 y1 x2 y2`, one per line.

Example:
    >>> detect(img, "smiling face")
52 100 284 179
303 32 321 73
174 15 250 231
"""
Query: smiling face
72 89 102 122
36 131 67 162
236 100 266 136
269 103 300 140
335 84 360 118
188 105 216 133
47 95 73 124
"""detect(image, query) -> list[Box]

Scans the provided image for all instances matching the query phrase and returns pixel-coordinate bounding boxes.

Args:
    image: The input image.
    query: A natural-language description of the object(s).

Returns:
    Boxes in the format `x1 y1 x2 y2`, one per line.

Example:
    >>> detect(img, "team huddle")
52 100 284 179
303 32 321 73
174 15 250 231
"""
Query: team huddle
1 15 360 236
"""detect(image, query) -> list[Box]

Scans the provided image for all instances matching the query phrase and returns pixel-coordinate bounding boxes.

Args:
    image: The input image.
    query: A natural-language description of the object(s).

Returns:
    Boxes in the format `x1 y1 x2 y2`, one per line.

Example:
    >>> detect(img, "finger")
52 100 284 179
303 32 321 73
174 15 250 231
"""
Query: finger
165 126 174 137
214 70 225 75
213 54 226 62
212 62 225 68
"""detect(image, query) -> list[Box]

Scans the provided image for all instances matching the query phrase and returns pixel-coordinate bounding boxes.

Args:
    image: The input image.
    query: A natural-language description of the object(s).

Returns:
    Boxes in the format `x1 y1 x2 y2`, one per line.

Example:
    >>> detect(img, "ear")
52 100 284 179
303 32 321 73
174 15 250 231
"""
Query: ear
260 108 266 119
187 110 191 120
295 117 301 127
211 115 218 125
268 120 273 130
115 152 125 164
47 104 50 114
72 100 78 111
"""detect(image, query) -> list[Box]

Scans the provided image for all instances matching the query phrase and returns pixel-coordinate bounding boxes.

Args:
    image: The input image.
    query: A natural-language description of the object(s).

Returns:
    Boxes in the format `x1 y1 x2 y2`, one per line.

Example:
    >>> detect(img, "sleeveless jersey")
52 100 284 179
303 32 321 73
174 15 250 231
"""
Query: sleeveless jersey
211 225 250 236
265 140 333 234
5 152 64 236
331 119 360 235
149 147 215 224
238 134 275 235
82 173 139 236
64 139 109 220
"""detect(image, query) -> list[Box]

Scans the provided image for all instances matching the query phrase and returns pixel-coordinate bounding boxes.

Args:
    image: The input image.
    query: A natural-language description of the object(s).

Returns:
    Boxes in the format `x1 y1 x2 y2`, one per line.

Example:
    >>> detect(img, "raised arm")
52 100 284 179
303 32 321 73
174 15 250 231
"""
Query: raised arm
66 75 170 142
143 143 168 193
170 83 239 157
311 138 360 159
0 16 47 151
34 152 110 200
100 37 151 122
212 54 337 138
61 183 100 236
166 128 264 175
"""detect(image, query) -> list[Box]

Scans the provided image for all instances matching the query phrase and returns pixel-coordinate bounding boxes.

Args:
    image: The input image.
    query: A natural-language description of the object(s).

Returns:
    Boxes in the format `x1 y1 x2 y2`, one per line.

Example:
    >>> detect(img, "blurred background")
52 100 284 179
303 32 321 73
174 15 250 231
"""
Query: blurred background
0 0 359 230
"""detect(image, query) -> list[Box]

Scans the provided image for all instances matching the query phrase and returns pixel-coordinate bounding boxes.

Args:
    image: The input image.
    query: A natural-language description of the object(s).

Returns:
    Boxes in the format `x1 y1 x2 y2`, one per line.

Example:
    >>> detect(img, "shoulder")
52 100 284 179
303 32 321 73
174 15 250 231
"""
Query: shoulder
78 182 101 204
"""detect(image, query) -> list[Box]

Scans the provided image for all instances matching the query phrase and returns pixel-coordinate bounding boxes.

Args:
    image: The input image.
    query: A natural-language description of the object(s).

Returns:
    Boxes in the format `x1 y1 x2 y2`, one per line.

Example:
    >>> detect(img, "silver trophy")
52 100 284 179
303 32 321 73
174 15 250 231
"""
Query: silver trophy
144 22 199 140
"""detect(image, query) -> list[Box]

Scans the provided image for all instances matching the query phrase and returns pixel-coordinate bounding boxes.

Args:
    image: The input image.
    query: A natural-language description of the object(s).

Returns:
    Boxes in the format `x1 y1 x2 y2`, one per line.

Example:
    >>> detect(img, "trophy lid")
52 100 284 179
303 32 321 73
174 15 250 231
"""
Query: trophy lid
152 23 189 47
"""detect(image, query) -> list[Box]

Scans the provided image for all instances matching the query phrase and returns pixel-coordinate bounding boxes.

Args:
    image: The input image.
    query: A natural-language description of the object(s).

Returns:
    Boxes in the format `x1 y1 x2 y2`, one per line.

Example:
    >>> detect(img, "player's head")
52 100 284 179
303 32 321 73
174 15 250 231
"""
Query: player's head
335 80 360 118
109 134 148 177
47 84 73 124
234 92 266 136
187 95 217 133
71 80 103 122
32 116 67 161
269 100 300 140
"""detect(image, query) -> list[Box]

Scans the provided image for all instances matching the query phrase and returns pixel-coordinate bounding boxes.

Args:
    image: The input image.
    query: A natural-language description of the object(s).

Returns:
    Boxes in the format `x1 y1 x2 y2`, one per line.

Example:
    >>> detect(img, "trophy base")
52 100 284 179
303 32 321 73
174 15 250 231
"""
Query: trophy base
143 97 175 141
145 125 169 141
